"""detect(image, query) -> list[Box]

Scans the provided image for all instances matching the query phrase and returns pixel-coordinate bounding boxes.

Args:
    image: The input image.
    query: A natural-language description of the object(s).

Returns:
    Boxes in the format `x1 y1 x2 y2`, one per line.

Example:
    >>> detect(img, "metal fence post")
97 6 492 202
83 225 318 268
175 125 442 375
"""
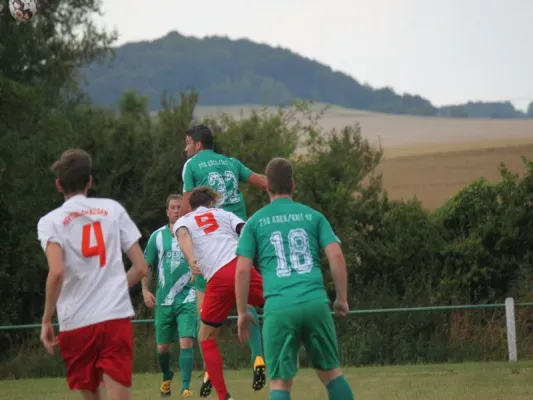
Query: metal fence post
505 297 518 362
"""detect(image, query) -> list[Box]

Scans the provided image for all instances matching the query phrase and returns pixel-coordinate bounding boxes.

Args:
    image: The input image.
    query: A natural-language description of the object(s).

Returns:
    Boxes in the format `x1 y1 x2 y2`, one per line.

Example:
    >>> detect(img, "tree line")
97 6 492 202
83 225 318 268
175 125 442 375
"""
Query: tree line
1 0 533 377
2 77 533 376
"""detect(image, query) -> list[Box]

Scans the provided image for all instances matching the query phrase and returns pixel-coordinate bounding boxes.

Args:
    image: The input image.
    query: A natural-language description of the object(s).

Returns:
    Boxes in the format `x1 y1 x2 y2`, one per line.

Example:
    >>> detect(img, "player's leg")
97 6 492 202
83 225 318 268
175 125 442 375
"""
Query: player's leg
194 275 212 397
261 306 302 400
78 390 103 400
301 300 354 400
96 318 135 400
247 265 267 391
57 323 103 397
176 301 197 398
154 306 177 396
200 267 237 400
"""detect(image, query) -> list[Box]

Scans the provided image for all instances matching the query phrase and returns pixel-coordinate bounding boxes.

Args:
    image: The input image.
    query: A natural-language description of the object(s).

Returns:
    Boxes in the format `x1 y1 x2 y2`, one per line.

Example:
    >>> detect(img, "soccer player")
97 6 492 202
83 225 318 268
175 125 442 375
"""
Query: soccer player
178 124 267 396
142 194 197 398
235 157 355 400
174 187 266 400
37 149 148 400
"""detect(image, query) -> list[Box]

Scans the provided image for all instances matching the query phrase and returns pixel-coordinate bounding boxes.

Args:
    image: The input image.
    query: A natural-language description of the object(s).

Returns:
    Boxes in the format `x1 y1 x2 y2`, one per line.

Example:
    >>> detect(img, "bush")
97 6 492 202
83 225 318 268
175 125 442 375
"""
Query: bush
3 77 533 378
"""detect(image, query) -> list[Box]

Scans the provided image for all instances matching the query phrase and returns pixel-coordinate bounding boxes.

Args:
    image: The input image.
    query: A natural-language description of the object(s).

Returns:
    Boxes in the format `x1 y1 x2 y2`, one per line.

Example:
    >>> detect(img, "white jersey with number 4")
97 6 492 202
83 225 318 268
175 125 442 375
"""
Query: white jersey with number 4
37 194 142 332
174 206 244 281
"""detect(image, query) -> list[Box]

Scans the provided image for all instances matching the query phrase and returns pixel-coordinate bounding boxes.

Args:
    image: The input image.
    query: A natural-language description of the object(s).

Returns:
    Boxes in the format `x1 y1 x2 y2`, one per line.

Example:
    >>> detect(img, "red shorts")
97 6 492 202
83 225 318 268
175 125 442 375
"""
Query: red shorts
58 318 133 393
201 257 264 326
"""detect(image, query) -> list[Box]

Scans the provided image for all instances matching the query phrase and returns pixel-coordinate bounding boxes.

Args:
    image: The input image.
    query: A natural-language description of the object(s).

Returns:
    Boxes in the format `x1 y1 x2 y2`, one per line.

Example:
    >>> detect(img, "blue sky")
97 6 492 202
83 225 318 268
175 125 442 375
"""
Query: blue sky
96 0 532 110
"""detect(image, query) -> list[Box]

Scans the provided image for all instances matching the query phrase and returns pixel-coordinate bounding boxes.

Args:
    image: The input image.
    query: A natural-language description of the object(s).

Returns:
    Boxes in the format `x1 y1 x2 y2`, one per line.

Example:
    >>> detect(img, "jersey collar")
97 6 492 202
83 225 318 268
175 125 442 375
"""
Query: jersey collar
64 194 86 204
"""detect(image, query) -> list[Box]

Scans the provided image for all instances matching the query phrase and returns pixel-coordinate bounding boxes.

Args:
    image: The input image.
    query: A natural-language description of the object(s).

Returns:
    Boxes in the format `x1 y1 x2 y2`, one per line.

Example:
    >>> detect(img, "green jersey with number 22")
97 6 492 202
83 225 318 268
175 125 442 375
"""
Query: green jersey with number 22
236 197 341 314
182 149 253 220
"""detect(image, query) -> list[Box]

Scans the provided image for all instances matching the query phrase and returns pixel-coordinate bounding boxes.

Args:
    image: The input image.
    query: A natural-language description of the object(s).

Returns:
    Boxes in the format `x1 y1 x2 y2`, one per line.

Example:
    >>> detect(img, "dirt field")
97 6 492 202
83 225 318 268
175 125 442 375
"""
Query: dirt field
196 105 533 210
379 143 533 210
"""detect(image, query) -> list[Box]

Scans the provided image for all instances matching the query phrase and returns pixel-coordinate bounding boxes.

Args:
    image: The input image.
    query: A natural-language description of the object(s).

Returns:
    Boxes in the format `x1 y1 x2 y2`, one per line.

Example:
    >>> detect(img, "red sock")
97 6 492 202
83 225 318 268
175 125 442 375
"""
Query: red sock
201 339 228 400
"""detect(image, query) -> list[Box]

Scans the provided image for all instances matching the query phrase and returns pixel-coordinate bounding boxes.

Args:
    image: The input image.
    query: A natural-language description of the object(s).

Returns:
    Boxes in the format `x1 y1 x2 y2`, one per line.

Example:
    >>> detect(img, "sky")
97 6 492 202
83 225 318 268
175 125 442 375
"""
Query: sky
96 0 533 110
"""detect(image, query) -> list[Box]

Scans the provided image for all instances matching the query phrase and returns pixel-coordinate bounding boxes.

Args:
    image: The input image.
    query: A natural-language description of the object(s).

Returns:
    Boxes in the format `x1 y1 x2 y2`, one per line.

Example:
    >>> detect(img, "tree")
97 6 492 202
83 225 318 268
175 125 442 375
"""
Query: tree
0 0 116 104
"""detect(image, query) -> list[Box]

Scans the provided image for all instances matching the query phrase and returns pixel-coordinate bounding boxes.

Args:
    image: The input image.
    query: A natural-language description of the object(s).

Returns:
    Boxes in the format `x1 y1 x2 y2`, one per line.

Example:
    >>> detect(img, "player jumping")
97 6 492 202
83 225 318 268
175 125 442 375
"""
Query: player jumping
174 187 266 400
37 149 148 400
178 124 267 396
235 157 355 400
142 194 197 398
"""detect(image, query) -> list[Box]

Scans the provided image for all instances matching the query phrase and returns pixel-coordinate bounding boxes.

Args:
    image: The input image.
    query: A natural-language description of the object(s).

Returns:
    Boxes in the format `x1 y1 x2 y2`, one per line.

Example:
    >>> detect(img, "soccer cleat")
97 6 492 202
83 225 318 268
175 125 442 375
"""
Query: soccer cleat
252 355 266 391
224 394 234 400
181 389 193 398
199 371 213 397
160 371 174 397
160 379 172 397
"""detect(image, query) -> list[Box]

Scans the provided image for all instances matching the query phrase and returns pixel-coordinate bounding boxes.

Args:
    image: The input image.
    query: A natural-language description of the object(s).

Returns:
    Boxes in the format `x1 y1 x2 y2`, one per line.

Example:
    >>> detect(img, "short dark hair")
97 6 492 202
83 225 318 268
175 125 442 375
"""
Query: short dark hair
265 157 293 195
189 186 221 210
51 149 92 195
186 125 214 150
166 194 183 208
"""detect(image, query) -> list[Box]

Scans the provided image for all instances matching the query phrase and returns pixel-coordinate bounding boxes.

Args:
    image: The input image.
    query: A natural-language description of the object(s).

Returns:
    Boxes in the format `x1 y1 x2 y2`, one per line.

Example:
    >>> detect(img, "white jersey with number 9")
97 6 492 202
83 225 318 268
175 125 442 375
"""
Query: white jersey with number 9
174 206 244 281
37 194 142 332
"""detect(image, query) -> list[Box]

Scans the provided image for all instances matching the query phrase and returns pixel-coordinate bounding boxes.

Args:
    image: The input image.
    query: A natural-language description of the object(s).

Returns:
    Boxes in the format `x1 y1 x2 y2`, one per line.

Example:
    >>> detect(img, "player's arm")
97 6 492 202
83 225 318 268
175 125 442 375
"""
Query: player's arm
37 218 64 324
118 205 148 287
142 234 159 292
233 157 267 192
247 173 267 192
324 242 348 305
235 221 258 315
319 213 349 312
178 160 195 218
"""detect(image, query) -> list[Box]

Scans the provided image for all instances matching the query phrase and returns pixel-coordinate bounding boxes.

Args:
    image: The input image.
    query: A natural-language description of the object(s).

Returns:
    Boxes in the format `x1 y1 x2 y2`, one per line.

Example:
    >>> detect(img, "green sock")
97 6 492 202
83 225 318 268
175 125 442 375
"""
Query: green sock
179 347 194 391
247 305 263 362
326 376 354 400
157 351 173 381
196 316 205 369
270 389 291 400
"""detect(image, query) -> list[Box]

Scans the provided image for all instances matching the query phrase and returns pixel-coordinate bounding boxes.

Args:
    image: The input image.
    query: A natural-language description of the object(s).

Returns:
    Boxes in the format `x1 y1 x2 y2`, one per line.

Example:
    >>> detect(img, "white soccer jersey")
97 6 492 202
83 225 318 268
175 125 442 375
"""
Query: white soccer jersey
174 206 244 281
37 194 142 332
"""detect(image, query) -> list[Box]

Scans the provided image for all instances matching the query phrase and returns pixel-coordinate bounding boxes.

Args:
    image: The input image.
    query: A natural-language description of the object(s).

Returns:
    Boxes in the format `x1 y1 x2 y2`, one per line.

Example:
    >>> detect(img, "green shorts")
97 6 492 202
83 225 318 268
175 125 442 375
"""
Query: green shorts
263 299 340 380
194 274 207 292
155 301 197 345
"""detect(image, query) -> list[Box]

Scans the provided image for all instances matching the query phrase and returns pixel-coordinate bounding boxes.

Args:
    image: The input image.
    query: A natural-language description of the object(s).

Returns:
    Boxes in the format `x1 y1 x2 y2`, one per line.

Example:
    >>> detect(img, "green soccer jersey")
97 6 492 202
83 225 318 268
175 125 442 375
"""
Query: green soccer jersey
182 149 253 220
236 197 340 313
144 225 196 306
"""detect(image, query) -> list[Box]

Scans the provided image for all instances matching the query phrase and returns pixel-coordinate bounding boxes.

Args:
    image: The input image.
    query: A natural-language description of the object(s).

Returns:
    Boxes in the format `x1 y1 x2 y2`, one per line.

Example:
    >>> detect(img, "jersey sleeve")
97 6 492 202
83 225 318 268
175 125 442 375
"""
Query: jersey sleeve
117 204 142 252
173 216 191 236
226 210 245 233
37 216 62 252
182 159 195 193
236 218 258 260
143 232 159 267
231 157 253 183
317 212 341 249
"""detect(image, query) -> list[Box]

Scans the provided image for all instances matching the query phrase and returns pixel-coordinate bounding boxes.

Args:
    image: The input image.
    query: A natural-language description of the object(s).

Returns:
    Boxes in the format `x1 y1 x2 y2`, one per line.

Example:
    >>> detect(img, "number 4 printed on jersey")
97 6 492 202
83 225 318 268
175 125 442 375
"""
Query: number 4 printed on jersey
82 222 107 267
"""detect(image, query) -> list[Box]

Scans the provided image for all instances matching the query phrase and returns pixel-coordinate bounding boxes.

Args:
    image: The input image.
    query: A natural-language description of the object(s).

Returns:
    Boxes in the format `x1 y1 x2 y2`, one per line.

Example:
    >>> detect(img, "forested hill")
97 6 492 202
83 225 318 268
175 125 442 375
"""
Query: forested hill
82 31 532 118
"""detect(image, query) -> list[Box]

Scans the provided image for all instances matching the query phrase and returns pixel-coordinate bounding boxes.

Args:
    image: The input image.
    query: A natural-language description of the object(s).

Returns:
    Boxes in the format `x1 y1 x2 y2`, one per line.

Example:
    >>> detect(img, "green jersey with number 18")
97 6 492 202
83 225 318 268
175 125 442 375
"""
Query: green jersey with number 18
236 197 341 314
182 149 252 220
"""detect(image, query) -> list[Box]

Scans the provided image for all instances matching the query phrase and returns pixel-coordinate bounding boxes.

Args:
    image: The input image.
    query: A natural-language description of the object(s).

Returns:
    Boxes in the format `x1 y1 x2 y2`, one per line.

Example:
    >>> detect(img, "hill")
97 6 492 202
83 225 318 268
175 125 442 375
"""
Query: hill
82 31 532 118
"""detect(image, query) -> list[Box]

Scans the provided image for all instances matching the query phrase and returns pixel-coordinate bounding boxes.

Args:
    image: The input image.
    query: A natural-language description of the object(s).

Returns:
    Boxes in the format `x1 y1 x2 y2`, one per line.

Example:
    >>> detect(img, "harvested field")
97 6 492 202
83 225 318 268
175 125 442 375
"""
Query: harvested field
195 105 533 210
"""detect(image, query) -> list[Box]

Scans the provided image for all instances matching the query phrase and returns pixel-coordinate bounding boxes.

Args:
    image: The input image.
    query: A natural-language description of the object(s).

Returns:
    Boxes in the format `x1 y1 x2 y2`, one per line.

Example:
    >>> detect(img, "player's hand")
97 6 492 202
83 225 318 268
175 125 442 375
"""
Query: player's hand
237 311 255 344
40 320 58 355
142 289 155 309
189 260 201 276
333 298 349 316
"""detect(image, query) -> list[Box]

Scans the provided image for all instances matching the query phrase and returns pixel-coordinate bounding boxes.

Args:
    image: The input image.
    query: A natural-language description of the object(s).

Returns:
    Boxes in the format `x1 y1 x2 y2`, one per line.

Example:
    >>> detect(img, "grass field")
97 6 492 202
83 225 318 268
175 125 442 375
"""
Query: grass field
1 362 533 399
